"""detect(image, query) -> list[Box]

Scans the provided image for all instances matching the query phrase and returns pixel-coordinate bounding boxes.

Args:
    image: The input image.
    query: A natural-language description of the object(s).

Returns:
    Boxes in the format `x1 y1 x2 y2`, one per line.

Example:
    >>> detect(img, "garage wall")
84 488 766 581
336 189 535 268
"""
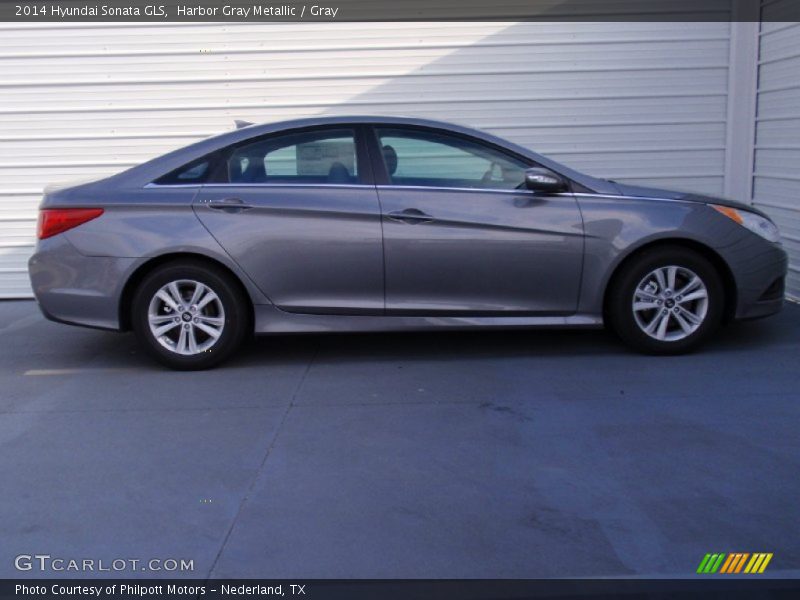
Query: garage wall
754 17 800 298
0 20 737 298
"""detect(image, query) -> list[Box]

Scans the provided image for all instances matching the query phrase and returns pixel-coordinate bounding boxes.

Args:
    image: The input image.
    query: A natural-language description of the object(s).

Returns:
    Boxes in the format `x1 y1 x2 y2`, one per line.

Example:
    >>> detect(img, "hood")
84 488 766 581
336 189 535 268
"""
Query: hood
609 181 770 219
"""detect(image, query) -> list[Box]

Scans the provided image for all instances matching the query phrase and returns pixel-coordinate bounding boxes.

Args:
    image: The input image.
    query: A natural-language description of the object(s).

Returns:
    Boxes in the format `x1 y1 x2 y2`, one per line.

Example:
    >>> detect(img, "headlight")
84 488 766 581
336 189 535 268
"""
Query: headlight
711 204 781 243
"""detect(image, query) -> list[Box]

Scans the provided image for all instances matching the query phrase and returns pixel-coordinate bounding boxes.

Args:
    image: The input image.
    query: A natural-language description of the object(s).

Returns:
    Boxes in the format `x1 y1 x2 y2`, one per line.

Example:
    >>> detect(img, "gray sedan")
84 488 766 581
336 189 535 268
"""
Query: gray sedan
29 116 787 369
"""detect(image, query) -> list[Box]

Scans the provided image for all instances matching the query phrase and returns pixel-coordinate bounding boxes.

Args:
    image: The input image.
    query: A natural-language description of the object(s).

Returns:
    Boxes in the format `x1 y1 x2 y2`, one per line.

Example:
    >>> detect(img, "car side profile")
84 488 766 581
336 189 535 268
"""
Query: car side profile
29 116 787 369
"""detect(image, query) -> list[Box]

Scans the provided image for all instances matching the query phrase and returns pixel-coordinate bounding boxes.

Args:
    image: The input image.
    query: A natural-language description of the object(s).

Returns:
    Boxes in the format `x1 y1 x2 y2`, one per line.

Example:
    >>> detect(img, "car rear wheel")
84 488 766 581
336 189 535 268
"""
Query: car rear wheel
131 260 248 369
607 246 724 354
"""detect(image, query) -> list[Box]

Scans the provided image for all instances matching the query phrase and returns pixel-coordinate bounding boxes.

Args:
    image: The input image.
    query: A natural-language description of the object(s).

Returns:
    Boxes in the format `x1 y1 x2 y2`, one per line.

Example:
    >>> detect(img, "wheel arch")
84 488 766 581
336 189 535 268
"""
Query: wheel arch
602 238 737 324
119 252 255 331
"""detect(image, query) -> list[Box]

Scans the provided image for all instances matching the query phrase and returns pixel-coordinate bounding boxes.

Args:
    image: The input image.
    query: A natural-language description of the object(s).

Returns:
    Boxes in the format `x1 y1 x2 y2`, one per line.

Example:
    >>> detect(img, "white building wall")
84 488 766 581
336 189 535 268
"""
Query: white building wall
754 16 800 298
0 20 738 297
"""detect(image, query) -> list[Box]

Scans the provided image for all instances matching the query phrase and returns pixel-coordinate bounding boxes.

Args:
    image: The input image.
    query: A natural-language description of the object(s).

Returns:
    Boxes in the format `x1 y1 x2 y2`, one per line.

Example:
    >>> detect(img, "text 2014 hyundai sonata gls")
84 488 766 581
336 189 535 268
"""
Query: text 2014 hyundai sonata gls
29 116 787 369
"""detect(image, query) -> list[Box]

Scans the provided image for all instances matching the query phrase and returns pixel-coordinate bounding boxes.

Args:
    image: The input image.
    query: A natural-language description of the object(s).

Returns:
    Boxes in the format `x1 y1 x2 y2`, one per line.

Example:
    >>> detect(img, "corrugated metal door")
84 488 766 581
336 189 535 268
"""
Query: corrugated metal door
754 16 800 298
0 21 733 298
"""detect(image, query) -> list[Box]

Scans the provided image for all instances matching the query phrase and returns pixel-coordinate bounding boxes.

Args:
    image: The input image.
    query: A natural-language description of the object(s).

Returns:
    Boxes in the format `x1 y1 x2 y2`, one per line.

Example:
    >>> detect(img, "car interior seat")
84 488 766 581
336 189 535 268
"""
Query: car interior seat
231 156 266 183
382 145 398 176
327 162 350 183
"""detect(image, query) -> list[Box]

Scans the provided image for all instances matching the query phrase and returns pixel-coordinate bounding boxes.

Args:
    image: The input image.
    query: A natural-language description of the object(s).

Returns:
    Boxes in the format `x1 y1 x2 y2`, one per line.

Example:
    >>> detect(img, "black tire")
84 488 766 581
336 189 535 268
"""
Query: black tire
607 246 725 355
131 260 249 370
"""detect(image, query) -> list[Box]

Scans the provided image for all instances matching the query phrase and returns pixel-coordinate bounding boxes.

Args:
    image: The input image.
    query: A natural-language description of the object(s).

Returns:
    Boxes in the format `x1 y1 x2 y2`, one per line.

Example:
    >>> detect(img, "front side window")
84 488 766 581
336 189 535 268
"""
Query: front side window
226 128 359 184
375 128 529 190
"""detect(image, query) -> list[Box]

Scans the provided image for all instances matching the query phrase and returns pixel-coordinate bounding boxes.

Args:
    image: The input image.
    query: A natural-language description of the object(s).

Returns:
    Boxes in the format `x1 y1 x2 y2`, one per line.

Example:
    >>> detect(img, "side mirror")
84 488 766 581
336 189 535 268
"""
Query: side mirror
524 168 567 193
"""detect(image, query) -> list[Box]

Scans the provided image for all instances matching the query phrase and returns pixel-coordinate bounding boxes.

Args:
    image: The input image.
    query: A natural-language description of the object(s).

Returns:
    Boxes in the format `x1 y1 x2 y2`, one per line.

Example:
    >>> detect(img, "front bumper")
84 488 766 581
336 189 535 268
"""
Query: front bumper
28 235 136 331
737 275 785 320
721 236 788 321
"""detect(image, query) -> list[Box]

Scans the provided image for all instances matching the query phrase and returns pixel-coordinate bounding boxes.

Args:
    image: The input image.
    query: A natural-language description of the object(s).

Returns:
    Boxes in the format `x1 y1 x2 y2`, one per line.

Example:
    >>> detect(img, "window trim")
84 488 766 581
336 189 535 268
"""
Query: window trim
375 184 576 196
148 125 375 188
147 123 584 192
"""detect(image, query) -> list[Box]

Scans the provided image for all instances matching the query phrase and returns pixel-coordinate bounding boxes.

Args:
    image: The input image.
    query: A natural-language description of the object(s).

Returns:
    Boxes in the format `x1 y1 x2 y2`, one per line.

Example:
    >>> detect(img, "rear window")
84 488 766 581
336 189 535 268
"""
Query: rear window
226 128 359 185
153 129 362 186
154 152 219 185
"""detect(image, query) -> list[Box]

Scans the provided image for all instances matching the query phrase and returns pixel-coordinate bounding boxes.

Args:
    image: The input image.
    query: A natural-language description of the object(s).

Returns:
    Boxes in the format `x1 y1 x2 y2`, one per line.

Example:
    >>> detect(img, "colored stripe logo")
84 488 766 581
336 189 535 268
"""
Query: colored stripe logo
697 553 773 574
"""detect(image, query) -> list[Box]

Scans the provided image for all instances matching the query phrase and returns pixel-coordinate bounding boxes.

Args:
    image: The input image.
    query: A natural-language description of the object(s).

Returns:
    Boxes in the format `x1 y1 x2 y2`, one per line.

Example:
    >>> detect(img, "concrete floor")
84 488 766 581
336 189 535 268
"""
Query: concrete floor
0 300 798 579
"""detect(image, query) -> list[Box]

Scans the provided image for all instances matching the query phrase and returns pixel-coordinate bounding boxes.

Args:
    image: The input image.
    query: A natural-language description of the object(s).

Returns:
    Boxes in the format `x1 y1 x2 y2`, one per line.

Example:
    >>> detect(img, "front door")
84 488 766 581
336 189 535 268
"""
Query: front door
371 126 584 315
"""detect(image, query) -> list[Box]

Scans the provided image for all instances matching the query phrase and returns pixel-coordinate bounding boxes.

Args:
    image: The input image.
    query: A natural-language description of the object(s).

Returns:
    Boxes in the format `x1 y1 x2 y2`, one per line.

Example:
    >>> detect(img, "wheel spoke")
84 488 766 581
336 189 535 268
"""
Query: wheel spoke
187 326 199 353
633 301 657 312
654 268 668 291
148 314 175 325
673 311 694 335
167 282 184 308
678 307 703 325
656 312 670 340
156 290 181 312
666 266 677 290
189 282 205 306
195 321 222 339
676 276 702 296
196 290 219 310
197 315 224 326
644 311 663 334
177 326 188 352
635 289 659 302
680 289 708 303
153 320 179 337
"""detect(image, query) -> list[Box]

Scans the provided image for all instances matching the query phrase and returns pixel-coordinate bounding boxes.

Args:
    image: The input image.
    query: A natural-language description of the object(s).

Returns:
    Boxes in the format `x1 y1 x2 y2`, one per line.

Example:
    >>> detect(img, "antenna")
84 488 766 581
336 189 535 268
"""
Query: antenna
234 120 254 129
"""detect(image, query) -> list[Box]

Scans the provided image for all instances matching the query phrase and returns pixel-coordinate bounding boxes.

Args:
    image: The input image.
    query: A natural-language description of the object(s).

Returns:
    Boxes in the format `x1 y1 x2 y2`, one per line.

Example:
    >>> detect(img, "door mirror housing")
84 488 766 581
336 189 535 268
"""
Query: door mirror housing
524 168 568 193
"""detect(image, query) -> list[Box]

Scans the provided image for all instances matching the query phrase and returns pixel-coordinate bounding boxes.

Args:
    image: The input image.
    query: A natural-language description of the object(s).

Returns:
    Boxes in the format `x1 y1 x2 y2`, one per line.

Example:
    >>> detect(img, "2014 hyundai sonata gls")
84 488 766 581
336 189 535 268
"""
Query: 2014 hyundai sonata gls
29 116 787 369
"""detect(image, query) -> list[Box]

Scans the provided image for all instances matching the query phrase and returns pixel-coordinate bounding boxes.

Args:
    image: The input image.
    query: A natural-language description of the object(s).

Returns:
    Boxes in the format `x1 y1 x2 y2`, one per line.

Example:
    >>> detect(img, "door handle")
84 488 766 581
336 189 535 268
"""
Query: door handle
387 208 435 224
207 197 253 211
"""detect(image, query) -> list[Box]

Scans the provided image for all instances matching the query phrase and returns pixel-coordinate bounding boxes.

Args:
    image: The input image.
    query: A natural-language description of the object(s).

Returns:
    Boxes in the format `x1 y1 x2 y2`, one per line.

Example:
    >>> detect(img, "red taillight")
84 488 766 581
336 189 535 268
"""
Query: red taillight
37 208 104 240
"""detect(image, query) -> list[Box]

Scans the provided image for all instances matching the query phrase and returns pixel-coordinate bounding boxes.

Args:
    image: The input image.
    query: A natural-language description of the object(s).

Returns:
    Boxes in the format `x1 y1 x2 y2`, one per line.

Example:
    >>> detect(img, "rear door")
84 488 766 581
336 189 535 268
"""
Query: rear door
193 125 384 314
369 126 584 315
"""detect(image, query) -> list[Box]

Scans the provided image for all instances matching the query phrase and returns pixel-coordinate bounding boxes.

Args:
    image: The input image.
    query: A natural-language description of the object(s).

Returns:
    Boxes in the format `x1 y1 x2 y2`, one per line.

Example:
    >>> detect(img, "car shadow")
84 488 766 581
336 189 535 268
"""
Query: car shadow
231 303 799 367
8 302 797 373
236 327 624 366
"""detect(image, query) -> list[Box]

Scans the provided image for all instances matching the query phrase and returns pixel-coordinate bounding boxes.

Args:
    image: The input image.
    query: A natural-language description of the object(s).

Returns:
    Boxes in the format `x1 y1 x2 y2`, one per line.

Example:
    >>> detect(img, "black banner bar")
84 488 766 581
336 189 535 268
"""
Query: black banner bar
3 579 800 600
1 0 798 22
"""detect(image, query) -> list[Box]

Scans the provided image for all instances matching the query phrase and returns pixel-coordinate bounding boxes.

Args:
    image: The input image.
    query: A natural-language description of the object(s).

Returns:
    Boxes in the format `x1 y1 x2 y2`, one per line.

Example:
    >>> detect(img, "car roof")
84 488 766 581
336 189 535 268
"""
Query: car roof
107 115 613 193
236 114 486 132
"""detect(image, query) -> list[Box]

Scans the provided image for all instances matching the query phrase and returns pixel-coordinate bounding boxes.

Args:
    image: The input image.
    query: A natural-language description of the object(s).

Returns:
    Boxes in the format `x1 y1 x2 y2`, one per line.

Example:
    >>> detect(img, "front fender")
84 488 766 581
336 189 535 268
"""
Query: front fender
575 195 753 315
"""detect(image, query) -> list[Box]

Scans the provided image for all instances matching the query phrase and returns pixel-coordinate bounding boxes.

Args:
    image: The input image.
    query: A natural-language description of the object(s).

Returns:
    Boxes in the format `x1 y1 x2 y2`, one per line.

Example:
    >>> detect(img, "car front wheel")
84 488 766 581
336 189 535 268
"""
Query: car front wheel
131 260 248 369
607 246 725 354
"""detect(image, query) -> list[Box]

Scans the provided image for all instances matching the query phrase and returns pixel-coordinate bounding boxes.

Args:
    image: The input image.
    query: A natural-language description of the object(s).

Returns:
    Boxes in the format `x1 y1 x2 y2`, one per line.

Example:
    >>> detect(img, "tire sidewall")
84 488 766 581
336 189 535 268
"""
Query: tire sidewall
132 262 247 370
609 248 724 354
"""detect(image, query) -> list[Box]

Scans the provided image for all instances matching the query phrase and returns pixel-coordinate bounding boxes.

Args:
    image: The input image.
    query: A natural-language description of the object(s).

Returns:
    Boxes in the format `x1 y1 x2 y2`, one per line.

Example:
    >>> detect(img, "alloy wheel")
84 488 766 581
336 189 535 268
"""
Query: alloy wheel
147 279 225 355
632 265 709 342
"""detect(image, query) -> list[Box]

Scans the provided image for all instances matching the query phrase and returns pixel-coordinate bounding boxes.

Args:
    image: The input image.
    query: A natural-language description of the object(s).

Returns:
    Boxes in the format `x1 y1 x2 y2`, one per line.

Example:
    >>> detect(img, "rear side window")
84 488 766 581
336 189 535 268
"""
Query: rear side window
226 128 359 184
154 153 218 185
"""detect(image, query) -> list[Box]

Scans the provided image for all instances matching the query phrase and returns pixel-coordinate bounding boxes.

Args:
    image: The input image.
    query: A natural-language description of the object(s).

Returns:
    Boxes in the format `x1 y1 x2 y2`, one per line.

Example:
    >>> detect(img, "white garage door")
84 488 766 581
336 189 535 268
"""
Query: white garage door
754 16 800 298
0 21 734 298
